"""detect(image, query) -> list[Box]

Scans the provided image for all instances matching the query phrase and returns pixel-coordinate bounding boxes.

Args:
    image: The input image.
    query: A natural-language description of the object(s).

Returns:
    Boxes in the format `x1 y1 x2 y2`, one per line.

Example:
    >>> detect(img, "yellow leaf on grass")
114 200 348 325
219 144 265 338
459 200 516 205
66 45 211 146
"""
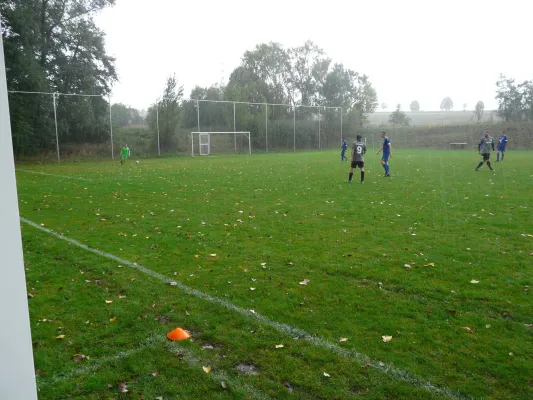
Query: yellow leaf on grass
462 327 473 333
382 336 393 342
323 372 331 377
275 344 284 349
339 338 348 342
202 366 211 373
105 300 113 304
56 335 65 340
470 280 479 284
109 317 117 322
424 262 435 267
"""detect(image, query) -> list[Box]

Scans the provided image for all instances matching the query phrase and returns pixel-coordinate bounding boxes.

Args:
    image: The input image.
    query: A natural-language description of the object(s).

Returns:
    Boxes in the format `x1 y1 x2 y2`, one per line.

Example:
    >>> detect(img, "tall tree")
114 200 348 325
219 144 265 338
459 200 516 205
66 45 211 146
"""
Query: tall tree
2 0 117 156
474 101 484 122
380 102 388 111
241 42 293 104
495 74 529 122
146 75 183 152
410 100 420 111
440 97 453 111
288 40 331 105
388 104 411 126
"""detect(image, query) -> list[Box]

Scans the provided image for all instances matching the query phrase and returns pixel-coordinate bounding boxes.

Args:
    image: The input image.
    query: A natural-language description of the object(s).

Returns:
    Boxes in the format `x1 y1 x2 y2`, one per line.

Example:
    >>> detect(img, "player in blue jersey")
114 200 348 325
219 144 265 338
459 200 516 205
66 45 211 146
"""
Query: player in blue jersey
496 130 508 162
341 139 348 161
376 131 392 177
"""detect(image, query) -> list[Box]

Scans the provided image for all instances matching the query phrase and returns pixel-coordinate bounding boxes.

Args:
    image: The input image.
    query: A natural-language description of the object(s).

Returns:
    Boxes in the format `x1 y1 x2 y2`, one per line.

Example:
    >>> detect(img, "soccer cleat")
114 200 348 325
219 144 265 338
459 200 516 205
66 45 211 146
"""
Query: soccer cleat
385 173 391 177
474 169 479 172
361 181 364 184
347 180 352 183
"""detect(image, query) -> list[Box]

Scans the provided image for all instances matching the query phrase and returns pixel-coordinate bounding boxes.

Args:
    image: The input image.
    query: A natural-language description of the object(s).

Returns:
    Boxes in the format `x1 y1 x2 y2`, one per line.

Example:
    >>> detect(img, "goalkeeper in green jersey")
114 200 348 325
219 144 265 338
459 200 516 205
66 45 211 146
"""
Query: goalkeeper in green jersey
120 144 130 165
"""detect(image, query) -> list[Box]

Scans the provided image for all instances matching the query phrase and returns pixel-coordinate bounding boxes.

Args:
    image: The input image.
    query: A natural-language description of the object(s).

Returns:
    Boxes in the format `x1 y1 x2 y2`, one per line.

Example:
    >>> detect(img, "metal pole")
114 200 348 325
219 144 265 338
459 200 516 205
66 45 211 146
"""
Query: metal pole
156 100 160 157
293 105 296 151
318 106 321 150
52 93 60 163
248 132 251 155
233 102 236 153
265 103 268 153
197 100 200 132
109 96 114 160
340 107 343 143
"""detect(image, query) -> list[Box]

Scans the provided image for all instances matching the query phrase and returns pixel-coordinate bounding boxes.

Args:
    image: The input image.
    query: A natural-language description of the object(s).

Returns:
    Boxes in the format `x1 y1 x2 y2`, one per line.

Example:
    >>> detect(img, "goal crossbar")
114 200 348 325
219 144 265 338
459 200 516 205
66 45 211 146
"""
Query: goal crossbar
189 132 251 157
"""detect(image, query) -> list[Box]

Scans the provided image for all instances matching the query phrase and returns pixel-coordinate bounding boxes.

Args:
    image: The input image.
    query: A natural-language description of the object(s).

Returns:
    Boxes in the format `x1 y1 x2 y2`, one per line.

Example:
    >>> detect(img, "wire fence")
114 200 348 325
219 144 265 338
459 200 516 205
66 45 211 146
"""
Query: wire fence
7 91 533 162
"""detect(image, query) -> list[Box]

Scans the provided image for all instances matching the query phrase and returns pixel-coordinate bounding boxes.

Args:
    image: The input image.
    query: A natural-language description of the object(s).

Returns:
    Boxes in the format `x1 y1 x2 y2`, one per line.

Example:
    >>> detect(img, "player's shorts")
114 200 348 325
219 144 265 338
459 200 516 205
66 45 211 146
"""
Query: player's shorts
351 161 364 169
381 153 390 162
481 153 490 161
497 146 506 152
121 155 128 160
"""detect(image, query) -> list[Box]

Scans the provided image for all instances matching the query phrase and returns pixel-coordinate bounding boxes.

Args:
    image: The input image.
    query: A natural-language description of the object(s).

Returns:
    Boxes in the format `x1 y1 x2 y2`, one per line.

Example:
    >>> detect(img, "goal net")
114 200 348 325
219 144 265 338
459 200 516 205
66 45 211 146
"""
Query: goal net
189 132 251 157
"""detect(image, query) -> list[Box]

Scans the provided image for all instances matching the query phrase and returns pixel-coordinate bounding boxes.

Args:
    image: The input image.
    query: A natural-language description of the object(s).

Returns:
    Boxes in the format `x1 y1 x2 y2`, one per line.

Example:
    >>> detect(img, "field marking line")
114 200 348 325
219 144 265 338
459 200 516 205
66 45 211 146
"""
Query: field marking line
21 217 467 400
38 334 272 400
17 169 93 181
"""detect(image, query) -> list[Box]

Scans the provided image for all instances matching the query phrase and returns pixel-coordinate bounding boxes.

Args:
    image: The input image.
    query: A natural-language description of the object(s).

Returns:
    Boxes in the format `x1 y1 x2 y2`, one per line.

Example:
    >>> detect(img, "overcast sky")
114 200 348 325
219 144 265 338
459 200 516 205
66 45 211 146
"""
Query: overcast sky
95 0 532 112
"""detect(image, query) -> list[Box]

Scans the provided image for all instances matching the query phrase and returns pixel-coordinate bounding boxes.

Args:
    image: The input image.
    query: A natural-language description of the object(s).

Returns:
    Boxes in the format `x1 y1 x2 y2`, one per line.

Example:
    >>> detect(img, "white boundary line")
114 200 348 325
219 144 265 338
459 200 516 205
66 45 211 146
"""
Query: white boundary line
17 169 93 181
21 217 467 400
37 334 271 400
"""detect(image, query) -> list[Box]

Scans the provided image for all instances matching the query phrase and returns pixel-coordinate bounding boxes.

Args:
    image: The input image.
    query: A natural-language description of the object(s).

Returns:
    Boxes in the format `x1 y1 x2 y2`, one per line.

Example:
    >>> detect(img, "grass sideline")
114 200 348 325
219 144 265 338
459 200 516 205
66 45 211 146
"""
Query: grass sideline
18 149 533 399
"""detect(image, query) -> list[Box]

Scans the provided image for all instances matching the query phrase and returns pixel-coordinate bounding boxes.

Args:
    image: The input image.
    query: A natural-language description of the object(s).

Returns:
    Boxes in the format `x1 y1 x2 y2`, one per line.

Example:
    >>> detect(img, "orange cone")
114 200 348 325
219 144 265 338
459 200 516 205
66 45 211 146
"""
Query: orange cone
167 328 190 341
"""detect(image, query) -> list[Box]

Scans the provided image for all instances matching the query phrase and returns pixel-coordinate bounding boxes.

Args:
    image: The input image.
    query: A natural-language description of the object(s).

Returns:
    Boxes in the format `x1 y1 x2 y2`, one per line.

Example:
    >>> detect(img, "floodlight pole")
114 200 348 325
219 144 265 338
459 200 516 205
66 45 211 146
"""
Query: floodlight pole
265 103 268 153
318 106 321 150
293 105 296 152
109 96 114 160
0 27 38 400
233 102 236 153
156 100 160 157
52 92 60 163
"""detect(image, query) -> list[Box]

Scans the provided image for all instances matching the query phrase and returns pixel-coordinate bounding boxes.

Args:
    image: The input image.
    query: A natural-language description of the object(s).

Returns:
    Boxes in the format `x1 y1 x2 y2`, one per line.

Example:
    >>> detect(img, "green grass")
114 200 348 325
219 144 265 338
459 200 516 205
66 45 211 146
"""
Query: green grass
17 149 533 399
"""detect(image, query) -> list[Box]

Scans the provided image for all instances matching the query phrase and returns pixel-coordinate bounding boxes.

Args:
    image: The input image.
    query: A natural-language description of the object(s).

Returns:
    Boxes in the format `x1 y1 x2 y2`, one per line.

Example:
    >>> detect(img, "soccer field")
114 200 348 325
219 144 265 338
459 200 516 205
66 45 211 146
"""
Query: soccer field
16 149 533 399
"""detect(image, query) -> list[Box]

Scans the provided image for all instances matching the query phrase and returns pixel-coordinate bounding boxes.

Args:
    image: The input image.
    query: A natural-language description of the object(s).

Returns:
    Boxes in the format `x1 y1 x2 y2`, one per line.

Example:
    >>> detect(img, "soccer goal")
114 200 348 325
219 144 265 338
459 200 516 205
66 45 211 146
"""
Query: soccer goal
189 132 251 157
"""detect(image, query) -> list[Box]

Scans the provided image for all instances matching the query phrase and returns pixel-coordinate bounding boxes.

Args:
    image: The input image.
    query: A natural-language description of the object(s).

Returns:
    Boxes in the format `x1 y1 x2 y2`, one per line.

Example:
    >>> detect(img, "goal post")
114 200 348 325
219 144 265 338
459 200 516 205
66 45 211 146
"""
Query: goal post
190 132 251 157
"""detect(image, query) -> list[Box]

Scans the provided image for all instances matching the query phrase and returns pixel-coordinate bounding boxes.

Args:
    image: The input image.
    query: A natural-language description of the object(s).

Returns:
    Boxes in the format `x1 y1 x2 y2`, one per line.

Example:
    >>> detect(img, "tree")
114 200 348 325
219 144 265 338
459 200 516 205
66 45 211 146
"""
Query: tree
380 102 388 111
288 40 331 105
440 97 453 111
2 0 117 156
495 74 531 122
146 75 183 152
410 100 420 112
388 104 411 126
474 101 484 122
111 103 142 128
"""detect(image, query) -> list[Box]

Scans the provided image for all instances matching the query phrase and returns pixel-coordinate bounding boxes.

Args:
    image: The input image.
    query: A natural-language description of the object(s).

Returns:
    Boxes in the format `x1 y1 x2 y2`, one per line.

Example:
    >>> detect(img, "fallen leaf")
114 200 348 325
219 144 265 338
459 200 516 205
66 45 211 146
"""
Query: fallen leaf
524 324 532 328
339 338 348 342
169 281 177 286
382 336 392 342
105 300 113 304
109 317 117 322
424 262 435 267
323 372 331 377
470 280 479 284
221 381 228 389
72 354 86 362
55 335 65 340
275 344 284 349
462 327 473 333
202 366 212 373
118 381 128 393
209 254 217 257
403 264 411 269
250 287 256 291
151 371 158 377
299 279 310 285
118 295 127 299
